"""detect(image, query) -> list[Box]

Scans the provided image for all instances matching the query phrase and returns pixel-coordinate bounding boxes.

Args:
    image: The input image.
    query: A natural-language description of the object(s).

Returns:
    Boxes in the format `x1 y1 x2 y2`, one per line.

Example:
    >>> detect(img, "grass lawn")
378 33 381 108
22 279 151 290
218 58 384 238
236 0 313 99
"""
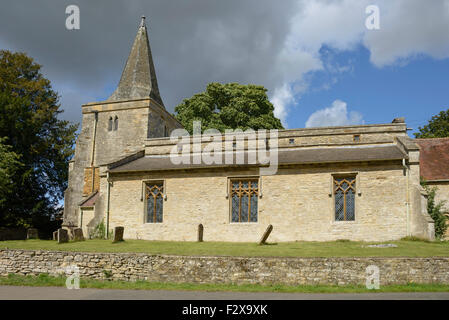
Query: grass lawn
0 238 448 257
1 273 448 293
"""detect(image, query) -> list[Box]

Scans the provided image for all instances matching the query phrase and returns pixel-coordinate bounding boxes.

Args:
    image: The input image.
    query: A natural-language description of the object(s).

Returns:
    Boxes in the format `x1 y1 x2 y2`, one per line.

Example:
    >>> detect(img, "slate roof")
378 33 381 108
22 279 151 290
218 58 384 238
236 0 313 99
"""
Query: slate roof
415 138 449 181
109 144 407 173
108 17 164 106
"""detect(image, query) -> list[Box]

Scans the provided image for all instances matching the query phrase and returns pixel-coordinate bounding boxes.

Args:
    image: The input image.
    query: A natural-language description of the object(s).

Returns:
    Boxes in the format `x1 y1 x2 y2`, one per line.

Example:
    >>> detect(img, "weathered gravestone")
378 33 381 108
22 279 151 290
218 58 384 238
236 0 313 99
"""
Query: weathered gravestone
198 224 204 242
26 228 39 240
57 228 69 243
73 228 84 241
53 231 58 241
113 226 124 242
258 224 273 245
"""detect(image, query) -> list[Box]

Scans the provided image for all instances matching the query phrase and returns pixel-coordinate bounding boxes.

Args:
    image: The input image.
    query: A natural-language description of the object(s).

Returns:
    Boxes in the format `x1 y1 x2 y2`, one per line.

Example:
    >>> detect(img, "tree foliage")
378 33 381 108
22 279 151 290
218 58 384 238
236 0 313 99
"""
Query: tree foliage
0 50 78 236
414 109 449 138
0 137 22 206
174 82 284 134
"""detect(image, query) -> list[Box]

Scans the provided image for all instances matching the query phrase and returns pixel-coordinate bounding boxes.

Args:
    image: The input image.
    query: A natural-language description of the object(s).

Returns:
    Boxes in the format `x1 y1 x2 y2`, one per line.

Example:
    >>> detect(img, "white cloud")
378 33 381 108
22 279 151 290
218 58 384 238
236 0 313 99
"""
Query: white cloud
286 0 449 67
305 99 364 128
364 0 449 67
270 0 449 124
270 48 322 126
2 0 448 127
286 0 367 53
270 0 367 124
271 84 295 126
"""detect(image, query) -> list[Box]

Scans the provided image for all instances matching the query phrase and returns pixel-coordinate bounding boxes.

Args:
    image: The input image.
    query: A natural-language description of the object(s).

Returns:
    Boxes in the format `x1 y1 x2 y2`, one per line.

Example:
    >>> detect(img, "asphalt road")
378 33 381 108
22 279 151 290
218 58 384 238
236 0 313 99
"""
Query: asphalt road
0 285 448 300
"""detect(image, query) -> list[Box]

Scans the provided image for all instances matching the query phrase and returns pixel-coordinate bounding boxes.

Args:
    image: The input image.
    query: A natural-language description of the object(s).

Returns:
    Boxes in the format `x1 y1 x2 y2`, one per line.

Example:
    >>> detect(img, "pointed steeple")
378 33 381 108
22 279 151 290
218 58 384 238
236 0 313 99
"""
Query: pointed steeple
108 16 164 107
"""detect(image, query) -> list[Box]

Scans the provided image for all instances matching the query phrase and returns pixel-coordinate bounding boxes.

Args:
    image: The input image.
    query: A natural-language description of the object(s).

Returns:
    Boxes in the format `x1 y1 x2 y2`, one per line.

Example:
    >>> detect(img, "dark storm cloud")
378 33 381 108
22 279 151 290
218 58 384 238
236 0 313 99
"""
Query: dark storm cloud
0 0 298 124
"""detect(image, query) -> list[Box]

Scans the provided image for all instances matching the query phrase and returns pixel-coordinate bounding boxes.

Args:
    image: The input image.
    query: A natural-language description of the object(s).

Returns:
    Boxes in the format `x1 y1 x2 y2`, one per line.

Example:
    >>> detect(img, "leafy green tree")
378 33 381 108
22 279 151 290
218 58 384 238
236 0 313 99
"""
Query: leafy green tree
0 50 78 237
414 109 449 138
0 138 22 206
175 82 284 134
421 180 448 239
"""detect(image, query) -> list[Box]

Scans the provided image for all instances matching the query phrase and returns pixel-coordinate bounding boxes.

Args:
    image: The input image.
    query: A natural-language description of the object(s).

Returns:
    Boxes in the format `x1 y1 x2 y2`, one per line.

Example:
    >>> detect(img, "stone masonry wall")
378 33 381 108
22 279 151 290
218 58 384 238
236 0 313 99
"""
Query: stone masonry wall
430 182 449 213
64 98 182 228
108 162 409 242
1 249 448 285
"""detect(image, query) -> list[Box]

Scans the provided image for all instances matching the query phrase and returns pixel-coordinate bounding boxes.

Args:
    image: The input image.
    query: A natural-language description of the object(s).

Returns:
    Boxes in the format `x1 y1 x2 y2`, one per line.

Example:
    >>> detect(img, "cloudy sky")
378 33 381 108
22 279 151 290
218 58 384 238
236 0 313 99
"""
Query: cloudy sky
1 0 448 135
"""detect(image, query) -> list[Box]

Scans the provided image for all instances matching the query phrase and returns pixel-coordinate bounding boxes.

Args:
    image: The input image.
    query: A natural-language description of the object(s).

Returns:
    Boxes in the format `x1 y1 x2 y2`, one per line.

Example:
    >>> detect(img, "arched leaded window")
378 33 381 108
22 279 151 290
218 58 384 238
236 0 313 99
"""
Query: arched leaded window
114 116 118 131
145 182 164 223
334 176 356 221
230 179 258 223
108 117 113 131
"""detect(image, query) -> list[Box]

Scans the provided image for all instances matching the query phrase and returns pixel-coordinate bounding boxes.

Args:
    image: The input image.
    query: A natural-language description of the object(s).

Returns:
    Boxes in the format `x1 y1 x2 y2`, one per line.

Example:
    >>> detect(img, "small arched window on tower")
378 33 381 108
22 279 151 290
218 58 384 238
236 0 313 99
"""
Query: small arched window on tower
114 116 118 131
108 117 113 131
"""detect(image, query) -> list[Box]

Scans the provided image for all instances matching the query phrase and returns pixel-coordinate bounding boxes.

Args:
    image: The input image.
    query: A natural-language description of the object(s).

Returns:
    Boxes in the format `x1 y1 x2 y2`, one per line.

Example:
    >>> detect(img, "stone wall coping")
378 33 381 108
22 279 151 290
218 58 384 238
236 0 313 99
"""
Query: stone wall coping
1 248 448 261
143 123 407 146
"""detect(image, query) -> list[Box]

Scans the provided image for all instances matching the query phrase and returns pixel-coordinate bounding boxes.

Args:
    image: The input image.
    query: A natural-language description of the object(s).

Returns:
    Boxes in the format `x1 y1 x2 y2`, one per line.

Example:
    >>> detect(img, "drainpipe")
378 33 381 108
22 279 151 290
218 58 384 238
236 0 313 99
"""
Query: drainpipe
402 158 410 236
106 171 111 239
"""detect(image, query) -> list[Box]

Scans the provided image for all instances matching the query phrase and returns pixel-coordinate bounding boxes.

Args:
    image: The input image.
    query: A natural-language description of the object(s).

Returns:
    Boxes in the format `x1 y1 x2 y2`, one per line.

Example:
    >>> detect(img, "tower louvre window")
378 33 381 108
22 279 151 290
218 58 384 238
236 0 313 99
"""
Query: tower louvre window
108 117 113 131
114 116 118 131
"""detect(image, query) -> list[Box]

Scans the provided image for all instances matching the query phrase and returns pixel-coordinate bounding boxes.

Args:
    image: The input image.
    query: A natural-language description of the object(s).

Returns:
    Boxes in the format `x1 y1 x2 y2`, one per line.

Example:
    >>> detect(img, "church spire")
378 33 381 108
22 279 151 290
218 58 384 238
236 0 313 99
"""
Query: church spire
108 16 164 107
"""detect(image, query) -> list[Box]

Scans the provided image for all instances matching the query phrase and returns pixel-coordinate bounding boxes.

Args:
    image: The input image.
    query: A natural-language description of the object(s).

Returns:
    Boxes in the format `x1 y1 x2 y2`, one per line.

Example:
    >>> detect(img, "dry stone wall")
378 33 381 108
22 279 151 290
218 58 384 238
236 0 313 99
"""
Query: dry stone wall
1 249 448 285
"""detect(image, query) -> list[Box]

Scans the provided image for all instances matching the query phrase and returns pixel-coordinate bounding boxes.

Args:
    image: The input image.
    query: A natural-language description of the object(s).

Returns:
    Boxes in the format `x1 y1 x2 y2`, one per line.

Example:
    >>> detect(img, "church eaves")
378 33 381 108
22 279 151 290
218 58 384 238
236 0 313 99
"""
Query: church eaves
108 16 164 107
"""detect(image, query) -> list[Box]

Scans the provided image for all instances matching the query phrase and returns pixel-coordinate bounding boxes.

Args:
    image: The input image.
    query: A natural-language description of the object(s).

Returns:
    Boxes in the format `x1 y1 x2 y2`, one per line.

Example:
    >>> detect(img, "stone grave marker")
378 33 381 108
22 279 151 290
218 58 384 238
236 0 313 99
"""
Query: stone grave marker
258 224 273 245
27 228 39 240
58 228 69 243
113 226 124 242
198 224 204 242
73 228 84 241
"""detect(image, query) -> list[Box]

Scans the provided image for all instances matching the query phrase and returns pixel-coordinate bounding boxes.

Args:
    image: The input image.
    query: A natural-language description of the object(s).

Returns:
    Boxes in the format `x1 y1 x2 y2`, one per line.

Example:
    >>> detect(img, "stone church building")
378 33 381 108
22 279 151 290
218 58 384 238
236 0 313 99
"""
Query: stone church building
63 18 436 242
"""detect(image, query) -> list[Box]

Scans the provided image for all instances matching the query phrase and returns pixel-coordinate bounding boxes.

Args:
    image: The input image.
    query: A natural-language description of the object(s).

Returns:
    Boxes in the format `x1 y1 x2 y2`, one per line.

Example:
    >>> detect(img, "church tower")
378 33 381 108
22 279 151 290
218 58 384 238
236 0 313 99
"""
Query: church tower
108 16 164 105
63 17 182 232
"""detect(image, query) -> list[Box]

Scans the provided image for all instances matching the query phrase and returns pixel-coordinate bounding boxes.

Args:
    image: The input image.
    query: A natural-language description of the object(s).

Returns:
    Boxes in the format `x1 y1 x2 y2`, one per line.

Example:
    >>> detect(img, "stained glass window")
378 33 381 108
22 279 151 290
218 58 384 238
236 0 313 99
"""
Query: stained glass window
146 182 164 223
230 179 258 223
334 176 356 221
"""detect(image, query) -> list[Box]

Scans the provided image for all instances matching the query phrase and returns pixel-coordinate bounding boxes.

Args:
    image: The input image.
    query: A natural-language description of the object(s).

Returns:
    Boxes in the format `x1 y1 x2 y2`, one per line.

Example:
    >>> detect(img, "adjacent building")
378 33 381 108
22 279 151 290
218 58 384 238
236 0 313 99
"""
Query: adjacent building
416 138 449 239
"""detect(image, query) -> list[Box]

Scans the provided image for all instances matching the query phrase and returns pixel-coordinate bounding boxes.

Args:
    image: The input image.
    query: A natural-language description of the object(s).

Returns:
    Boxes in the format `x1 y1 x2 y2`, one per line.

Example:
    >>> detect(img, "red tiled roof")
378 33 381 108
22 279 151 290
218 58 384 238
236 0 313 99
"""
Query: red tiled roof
415 138 449 181
79 191 99 207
